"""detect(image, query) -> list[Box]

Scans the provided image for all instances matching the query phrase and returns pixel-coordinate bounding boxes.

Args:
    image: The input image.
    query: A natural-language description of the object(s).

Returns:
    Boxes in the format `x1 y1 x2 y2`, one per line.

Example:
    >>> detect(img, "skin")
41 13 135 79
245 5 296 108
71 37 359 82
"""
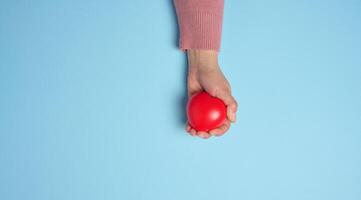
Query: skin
186 49 238 139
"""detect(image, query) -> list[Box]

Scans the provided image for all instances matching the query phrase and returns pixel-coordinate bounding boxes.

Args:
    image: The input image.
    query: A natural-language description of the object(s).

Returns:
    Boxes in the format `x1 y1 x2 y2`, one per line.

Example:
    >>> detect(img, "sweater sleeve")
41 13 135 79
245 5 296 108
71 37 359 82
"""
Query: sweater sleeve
173 0 224 52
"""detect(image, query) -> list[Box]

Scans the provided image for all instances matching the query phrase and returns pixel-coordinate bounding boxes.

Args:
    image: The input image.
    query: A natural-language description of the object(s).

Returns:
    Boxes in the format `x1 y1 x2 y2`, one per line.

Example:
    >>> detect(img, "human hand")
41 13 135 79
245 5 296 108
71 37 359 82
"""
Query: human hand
186 50 238 139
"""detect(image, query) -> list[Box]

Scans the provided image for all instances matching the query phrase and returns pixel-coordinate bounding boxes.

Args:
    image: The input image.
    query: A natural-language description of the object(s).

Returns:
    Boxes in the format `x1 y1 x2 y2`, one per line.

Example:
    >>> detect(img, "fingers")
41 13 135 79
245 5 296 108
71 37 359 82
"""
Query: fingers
209 120 231 136
185 123 196 136
197 131 211 139
216 91 238 123
185 123 212 139
186 122 230 139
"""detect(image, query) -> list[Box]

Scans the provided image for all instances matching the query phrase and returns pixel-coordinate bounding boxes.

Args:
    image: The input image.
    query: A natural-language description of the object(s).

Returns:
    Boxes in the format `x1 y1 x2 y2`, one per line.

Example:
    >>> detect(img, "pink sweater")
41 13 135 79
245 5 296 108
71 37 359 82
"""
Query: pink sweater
174 0 224 52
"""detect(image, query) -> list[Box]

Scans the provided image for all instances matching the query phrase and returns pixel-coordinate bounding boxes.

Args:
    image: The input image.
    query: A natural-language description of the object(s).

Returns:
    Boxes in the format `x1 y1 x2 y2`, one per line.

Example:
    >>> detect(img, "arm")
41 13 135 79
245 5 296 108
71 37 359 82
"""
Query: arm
174 0 238 139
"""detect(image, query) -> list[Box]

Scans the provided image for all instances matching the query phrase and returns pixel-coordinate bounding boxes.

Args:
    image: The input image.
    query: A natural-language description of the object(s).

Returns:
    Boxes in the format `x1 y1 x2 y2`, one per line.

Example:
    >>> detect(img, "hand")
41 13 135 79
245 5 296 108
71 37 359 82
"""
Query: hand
186 50 238 139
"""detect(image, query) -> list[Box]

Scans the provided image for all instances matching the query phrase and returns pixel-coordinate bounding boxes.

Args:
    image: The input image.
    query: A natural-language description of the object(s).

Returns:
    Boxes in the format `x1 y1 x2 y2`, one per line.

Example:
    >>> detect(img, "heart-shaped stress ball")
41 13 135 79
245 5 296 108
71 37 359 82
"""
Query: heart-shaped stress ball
187 91 227 132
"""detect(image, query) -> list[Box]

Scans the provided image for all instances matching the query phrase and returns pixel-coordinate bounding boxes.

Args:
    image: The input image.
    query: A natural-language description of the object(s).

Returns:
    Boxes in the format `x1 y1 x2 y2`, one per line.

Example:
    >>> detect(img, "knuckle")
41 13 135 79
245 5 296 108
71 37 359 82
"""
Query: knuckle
234 100 238 109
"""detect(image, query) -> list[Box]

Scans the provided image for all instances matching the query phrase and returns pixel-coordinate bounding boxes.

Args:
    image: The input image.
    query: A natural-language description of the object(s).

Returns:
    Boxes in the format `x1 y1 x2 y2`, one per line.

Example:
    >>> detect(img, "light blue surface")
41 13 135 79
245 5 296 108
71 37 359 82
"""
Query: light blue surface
1 0 361 199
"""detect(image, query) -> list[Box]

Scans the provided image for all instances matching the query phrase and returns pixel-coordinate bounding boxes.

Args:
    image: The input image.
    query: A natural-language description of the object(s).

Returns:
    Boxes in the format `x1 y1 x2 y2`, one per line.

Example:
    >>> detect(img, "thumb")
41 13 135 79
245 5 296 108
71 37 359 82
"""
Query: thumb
216 91 238 122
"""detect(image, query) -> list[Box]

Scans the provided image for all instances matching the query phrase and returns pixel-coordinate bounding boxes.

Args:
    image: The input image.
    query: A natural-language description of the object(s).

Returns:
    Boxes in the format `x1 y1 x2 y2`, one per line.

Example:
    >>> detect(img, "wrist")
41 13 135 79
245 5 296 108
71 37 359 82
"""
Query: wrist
187 50 219 71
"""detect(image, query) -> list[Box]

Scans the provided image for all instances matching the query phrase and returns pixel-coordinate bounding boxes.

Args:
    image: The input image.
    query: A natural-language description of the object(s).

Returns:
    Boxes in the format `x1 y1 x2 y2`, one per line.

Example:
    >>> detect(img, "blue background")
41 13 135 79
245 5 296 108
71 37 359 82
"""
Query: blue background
1 0 361 199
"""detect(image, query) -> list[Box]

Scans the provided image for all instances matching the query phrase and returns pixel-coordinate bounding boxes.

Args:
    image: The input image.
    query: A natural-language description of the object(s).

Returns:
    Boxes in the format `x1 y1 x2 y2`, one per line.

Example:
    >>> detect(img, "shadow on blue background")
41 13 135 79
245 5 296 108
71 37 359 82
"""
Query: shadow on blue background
1 0 361 200
168 0 188 128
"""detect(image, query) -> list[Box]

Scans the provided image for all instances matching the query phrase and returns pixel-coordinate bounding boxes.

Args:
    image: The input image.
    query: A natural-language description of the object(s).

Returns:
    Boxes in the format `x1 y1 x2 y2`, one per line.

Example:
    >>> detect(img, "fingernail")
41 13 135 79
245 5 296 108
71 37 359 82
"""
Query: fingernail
199 134 207 139
230 113 236 122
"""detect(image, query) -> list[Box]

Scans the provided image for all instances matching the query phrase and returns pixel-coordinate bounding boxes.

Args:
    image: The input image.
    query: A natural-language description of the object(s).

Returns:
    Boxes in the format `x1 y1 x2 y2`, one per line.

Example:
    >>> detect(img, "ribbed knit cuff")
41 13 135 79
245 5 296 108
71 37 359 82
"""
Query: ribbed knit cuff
176 11 223 52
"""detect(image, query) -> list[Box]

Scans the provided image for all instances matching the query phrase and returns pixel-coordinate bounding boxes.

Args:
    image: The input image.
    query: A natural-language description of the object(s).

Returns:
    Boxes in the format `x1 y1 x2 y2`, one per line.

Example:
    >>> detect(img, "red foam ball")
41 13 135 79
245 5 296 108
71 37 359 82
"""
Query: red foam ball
187 91 227 132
